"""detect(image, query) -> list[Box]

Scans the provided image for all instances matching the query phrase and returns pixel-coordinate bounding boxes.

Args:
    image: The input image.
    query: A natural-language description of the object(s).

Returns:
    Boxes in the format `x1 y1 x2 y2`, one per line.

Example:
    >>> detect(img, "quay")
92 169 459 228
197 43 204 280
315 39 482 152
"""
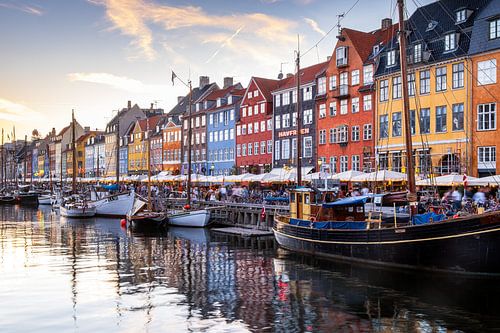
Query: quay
165 199 289 231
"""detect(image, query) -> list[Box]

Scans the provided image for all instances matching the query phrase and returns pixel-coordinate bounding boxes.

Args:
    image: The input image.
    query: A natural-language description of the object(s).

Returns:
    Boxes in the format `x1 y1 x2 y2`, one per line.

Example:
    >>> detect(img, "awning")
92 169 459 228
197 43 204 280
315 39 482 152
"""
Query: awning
322 196 368 207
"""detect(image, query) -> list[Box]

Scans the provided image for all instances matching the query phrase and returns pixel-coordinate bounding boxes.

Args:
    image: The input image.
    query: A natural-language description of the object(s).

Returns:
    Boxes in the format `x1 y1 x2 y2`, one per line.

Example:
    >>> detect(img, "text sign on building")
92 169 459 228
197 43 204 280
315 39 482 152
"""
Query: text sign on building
278 128 310 138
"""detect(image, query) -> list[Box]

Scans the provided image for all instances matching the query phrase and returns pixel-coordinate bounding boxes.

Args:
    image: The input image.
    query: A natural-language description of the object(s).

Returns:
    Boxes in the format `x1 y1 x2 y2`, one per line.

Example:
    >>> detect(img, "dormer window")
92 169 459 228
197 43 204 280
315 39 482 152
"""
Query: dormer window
336 46 348 67
444 33 458 52
456 9 466 23
216 98 221 107
387 50 396 67
490 18 500 40
228 95 233 104
373 44 380 56
414 43 422 63
196 103 200 112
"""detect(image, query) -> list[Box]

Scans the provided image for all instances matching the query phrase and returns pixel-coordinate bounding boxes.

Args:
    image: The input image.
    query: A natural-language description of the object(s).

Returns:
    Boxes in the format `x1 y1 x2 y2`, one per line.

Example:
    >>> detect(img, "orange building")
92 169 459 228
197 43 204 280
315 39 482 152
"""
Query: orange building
162 119 182 174
470 3 500 177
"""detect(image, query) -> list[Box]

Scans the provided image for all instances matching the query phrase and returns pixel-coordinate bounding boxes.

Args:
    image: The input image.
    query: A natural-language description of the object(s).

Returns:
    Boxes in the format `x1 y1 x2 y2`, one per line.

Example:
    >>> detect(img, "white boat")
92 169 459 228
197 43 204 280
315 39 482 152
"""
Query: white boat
167 209 211 227
60 202 96 218
38 194 54 205
93 192 134 217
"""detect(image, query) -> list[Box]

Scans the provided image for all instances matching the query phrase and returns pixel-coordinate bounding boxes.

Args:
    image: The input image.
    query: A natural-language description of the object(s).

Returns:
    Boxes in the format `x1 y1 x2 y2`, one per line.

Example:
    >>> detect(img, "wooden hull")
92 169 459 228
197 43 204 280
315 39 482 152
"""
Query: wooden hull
16 194 39 206
168 209 211 228
128 212 168 229
273 211 500 275
60 205 96 218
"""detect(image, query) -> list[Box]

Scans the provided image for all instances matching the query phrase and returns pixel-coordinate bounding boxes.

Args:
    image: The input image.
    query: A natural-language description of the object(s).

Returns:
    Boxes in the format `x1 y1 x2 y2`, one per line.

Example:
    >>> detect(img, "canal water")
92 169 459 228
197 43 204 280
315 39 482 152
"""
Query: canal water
0 206 499 333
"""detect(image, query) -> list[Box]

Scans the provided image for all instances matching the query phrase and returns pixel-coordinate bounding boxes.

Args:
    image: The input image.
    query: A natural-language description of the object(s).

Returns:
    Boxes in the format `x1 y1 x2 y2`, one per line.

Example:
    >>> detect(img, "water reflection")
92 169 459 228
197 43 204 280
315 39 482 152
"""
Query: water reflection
0 206 499 332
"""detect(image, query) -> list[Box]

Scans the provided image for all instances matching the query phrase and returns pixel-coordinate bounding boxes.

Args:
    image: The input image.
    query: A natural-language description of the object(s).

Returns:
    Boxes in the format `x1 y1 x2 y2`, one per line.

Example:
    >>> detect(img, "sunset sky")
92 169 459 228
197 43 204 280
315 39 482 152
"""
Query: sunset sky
0 0 430 140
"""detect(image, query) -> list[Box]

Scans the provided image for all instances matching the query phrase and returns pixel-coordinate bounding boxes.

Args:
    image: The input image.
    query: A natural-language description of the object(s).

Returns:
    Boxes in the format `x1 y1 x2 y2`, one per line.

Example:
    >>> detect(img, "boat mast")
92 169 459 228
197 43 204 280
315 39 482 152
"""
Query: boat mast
1 128 3 189
72 109 77 194
397 0 417 214
24 135 27 184
146 118 152 210
186 81 193 207
295 36 302 187
13 126 17 189
115 114 120 185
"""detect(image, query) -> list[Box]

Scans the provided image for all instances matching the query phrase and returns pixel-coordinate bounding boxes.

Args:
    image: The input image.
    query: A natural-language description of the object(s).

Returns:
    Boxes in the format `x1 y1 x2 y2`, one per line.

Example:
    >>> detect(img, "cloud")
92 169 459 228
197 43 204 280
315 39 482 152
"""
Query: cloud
89 0 296 61
304 18 325 36
67 72 168 94
0 98 41 122
206 26 244 64
0 2 43 15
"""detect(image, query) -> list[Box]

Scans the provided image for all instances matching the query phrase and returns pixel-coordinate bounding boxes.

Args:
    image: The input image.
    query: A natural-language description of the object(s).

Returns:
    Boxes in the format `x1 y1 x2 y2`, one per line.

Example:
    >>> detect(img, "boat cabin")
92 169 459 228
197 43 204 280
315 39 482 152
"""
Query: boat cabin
289 188 367 222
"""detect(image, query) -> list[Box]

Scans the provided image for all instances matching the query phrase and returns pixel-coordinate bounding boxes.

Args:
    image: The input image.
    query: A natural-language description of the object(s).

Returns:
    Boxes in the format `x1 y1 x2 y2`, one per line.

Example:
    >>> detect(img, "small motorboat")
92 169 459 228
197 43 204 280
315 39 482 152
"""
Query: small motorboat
38 194 54 205
60 196 96 218
126 196 167 228
167 208 211 228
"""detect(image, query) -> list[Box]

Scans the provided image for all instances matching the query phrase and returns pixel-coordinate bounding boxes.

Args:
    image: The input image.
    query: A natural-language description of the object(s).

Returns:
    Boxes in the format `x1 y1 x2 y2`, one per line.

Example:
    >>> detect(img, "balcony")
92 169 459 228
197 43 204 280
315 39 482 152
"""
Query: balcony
331 84 349 99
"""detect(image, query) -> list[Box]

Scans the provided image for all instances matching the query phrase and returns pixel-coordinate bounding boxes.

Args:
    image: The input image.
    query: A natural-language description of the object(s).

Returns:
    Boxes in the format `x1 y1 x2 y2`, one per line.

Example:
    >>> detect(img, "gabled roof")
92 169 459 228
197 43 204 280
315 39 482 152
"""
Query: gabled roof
204 83 244 102
168 82 219 116
251 77 280 102
206 87 246 113
272 61 329 93
136 115 165 132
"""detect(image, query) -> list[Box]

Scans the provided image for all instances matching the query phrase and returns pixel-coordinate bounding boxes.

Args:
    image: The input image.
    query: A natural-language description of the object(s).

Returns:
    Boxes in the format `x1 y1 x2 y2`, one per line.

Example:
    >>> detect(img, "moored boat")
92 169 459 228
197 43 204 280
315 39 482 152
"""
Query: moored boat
126 196 167 228
60 200 96 218
167 208 211 227
93 191 134 217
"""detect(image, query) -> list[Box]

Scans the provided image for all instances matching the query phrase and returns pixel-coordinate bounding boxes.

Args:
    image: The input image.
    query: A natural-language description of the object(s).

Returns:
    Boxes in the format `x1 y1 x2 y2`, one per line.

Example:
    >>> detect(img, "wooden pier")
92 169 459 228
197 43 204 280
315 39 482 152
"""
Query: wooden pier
164 199 289 231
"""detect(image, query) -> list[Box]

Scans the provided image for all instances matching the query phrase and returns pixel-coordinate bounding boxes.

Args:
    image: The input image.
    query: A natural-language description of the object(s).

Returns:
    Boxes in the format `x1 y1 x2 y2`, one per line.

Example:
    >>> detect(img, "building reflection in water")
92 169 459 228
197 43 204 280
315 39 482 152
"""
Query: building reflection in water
1 205 500 333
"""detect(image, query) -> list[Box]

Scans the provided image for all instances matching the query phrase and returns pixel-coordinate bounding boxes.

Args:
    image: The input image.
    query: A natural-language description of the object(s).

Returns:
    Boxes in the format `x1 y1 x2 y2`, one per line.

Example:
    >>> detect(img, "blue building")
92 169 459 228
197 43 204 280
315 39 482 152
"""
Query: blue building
206 86 244 176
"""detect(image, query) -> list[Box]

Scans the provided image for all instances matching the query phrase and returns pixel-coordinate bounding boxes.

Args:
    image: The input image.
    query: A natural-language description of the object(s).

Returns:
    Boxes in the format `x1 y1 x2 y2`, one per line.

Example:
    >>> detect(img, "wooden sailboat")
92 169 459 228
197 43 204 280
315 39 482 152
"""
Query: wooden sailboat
167 76 211 227
60 110 96 218
272 0 500 275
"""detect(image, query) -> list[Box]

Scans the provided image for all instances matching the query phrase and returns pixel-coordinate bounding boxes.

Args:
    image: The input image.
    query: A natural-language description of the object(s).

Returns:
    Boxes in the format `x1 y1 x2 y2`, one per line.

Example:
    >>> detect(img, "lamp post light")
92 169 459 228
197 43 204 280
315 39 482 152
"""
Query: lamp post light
210 163 215 188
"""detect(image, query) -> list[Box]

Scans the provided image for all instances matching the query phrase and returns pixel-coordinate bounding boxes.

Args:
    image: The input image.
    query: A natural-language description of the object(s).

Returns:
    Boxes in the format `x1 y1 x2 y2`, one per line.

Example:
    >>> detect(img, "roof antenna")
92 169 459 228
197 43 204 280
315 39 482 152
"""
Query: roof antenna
278 62 288 80
337 13 345 39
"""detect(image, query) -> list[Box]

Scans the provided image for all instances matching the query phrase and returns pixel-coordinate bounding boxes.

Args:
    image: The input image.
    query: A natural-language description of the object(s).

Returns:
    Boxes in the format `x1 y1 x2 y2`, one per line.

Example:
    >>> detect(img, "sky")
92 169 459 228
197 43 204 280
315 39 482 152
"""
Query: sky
0 0 432 140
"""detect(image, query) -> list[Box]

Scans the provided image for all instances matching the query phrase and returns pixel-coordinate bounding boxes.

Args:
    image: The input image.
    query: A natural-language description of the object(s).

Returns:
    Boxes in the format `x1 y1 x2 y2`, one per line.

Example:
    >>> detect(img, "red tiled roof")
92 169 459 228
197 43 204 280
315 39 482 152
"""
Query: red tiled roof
252 77 280 101
204 84 244 101
272 61 329 92
137 115 165 131
341 23 398 63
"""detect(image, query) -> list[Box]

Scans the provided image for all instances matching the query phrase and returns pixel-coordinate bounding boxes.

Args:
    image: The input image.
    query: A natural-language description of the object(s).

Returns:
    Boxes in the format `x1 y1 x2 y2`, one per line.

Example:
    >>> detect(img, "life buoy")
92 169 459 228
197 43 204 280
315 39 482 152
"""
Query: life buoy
310 217 316 222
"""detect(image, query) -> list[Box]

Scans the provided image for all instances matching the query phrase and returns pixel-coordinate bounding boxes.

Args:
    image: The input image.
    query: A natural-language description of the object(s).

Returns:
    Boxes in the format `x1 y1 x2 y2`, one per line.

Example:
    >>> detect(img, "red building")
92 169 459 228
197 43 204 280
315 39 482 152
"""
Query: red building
317 20 396 173
236 77 279 174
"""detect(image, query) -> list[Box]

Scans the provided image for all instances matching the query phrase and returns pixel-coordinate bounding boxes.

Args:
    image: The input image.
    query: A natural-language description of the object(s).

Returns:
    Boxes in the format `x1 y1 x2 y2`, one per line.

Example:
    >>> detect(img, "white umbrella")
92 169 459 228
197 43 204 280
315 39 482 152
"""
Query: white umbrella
351 170 407 182
417 174 477 186
331 170 365 181
467 175 500 187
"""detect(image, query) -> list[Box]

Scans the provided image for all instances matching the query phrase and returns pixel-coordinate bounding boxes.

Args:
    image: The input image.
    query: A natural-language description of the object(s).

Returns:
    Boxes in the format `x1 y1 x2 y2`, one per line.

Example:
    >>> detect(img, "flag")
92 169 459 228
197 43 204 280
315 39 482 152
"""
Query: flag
171 70 177 86
463 174 467 187
261 205 266 221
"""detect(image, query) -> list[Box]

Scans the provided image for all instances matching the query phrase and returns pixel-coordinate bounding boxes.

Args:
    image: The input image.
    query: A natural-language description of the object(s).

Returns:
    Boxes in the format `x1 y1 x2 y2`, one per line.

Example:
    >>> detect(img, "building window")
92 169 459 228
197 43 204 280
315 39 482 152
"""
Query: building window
267 119 272 131
248 143 253 156
363 124 372 140
392 152 402 172
242 107 247 117
410 110 416 135
275 94 281 107
282 92 290 105
303 87 312 101
319 130 326 144
379 115 389 138
319 104 326 118
392 112 402 137
317 77 326 95
236 145 241 157
420 108 431 134
248 91 253 99
379 153 388 170
456 9 466 23
444 33 457 52
282 113 290 128
248 105 253 116
260 103 265 114
436 66 447 92
242 144 247 156
452 103 464 131
248 123 253 134
303 137 313 158
340 156 348 172
329 102 337 116
275 115 281 129
329 75 337 90
478 146 496 170
260 121 266 132
478 59 497 85
351 97 359 113
253 122 259 134
435 106 447 133
380 79 389 102
292 90 297 103
330 156 338 173
338 125 348 143
303 109 313 125
420 70 430 94
490 19 500 39
329 128 336 143
363 95 372 111
336 46 348 66
414 43 422 63
450 62 465 89
352 155 360 171
260 141 266 154
363 65 373 85
392 76 402 99
408 73 416 96
267 140 272 154
254 142 259 156
351 70 360 85
387 50 396 67
274 141 280 160
351 126 360 141
478 103 496 131
340 100 348 115
291 138 297 159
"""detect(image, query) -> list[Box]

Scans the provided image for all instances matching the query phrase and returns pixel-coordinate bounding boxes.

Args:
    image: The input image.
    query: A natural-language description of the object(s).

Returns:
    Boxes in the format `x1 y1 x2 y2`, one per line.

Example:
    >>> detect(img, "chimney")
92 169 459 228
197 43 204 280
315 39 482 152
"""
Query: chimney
223 77 233 89
150 103 154 110
177 96 183 103
127 100 132 109
199 76 210 88
381 18 392 30
84 126 90 133
286 73 294 78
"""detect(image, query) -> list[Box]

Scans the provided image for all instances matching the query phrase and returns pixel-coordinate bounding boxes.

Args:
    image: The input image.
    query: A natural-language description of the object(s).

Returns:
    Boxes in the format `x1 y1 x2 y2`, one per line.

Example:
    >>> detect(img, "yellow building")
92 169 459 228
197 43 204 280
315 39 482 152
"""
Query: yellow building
127 119 148 175
66 133 92 177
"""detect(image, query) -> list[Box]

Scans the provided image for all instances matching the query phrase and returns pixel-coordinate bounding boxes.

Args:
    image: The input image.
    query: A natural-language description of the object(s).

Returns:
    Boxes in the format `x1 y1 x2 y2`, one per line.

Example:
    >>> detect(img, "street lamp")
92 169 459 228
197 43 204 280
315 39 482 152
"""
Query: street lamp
210 163 215 176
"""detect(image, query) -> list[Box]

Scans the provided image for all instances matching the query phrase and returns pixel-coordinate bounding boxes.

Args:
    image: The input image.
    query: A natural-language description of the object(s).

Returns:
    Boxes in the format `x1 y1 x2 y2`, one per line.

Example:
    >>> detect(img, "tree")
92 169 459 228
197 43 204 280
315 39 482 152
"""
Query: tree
31 129 41 141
